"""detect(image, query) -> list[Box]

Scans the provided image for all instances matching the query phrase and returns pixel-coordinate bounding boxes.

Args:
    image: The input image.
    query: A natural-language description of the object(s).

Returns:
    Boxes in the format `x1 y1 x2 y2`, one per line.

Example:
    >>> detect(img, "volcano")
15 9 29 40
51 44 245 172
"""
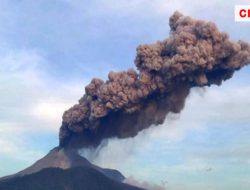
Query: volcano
0 167 142 190
0 148 143 190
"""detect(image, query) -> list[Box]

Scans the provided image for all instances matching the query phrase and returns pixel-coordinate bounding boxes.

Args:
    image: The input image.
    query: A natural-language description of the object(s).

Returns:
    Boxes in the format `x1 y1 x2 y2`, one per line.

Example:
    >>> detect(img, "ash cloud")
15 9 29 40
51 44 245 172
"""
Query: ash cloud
59 11 250 148
124 176 167 190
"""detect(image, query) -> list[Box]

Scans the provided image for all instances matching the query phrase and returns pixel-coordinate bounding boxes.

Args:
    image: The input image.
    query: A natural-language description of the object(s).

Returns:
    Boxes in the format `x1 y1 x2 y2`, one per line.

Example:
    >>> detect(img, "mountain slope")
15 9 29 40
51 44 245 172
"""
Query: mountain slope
0 147 124 182
0 166 143 190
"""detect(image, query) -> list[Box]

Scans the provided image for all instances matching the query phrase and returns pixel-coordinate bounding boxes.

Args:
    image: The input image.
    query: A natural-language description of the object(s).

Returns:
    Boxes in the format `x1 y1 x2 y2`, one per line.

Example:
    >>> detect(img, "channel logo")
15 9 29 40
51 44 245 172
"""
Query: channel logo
235 5 250 22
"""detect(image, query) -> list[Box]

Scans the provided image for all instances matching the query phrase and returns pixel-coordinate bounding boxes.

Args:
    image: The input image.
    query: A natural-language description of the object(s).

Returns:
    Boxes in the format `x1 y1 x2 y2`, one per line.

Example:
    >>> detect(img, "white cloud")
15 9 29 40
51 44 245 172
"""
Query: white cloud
0 122 43 161
0 49 85 132
0 48 87 176
30 100 72 131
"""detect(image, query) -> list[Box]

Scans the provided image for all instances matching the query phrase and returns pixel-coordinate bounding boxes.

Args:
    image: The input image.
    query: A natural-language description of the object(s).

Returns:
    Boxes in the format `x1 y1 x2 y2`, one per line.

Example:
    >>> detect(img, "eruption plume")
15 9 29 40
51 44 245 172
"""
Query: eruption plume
59 11 250 149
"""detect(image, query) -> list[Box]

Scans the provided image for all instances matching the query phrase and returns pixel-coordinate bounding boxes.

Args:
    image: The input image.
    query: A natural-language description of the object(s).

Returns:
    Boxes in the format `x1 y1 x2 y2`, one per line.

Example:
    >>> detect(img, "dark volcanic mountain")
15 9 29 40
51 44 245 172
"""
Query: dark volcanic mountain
0 148 142 190
0 167 143 190
1 147 124 182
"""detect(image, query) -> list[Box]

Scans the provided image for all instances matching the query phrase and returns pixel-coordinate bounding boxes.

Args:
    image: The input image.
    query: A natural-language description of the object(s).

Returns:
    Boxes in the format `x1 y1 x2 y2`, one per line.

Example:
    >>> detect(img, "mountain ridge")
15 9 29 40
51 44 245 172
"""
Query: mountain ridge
0 166 143 190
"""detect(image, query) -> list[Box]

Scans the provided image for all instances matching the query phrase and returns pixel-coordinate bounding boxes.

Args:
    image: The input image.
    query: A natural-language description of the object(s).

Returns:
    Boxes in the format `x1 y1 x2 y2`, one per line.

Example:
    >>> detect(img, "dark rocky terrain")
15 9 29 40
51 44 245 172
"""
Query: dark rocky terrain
0 147 124 182
0 148 142 190
0 166 143 190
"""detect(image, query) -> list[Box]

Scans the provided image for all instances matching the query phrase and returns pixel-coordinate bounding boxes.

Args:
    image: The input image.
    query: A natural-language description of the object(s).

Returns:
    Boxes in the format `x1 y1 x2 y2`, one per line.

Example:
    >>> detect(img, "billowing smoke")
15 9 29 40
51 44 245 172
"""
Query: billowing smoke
59 11 250 148
124 176 167 190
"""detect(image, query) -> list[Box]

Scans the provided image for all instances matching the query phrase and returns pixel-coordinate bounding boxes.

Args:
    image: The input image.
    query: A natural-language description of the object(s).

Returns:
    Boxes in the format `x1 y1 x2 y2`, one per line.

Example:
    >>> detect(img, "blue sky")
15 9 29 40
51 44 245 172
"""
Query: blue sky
0 0 250 189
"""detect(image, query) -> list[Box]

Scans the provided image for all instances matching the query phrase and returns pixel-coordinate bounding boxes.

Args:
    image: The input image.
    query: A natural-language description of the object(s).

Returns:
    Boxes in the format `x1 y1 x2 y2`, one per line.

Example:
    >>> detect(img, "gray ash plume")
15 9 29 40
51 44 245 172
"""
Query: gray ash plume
59 11 250 149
